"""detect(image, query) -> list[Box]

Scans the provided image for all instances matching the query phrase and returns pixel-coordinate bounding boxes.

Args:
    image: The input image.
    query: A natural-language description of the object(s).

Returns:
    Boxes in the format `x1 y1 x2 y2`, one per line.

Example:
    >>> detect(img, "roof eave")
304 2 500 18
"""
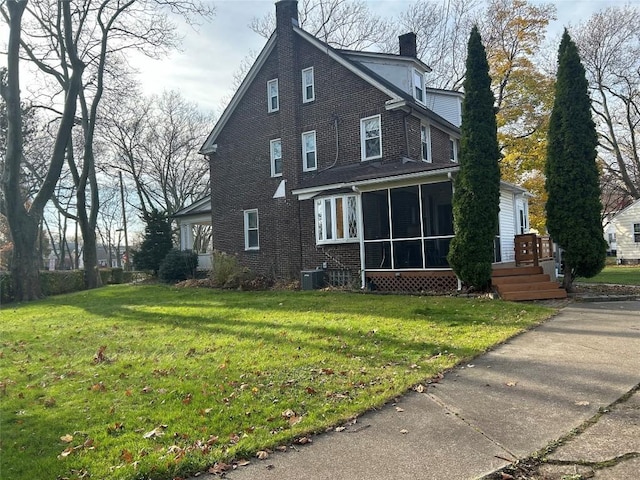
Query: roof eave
292 165 460 200
199 34 278 154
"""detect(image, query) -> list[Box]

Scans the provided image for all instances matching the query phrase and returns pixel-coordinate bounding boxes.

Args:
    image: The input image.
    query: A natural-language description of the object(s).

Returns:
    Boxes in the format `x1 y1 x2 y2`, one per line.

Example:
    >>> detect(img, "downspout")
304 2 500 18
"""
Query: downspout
403 108 413 158
318 115 340 172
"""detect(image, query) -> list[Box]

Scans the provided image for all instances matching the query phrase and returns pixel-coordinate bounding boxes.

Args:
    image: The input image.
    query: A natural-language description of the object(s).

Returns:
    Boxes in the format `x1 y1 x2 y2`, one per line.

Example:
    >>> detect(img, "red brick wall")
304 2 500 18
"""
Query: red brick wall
210 15 455 281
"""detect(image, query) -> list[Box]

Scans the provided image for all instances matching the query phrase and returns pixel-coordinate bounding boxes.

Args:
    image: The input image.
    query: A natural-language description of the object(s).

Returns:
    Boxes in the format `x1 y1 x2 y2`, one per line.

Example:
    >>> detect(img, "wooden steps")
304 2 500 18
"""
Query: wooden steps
492 266 567 301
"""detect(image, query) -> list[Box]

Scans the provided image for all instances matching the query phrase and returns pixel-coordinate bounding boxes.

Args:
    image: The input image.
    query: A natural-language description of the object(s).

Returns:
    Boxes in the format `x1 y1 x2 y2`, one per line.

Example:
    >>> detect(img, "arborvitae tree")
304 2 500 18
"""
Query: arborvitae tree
447 26 501 291
133 210 173 275
545 30 606 291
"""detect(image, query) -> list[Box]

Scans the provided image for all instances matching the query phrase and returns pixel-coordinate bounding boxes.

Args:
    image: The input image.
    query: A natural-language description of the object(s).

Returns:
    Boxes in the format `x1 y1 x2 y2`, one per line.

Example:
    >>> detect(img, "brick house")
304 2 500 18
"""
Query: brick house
178 0 530 291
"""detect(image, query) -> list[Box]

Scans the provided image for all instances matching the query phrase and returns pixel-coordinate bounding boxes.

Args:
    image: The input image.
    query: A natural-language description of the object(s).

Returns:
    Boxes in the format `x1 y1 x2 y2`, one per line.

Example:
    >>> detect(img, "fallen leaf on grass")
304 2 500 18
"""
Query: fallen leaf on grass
43 397 56 408
182 393 193 405
93 345 107 364
288 415 302 426
294 436 312 445
120 449 134 463
60 434 74 443
143 425 167 439
91 382 106 392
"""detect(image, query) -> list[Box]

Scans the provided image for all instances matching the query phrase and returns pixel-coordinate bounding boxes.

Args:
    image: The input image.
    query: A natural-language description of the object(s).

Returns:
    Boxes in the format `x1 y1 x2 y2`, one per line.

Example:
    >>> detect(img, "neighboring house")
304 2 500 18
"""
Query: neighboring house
194 0 530 290
610 199 640 264
173 195 214 270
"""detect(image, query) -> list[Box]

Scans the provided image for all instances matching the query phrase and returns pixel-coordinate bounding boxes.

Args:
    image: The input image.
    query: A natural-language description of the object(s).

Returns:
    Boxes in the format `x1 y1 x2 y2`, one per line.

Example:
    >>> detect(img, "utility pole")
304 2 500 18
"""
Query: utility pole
119 170 131 271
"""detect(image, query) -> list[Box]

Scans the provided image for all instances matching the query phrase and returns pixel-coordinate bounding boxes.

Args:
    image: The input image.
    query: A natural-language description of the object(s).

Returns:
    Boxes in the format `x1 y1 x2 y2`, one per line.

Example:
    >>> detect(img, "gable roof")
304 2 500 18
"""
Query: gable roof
611 198 640 221
200 26 459 154
172 195 212 217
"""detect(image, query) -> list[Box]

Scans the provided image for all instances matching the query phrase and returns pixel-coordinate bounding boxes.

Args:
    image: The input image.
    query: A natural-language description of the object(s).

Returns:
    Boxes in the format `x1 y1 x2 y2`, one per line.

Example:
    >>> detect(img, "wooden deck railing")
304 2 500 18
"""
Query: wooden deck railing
514 234 554 267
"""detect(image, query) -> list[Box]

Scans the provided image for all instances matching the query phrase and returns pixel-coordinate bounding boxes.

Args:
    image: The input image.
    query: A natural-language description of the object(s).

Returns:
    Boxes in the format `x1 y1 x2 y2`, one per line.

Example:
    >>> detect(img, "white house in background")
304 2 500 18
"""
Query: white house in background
173 195 213 270
610 199 640 263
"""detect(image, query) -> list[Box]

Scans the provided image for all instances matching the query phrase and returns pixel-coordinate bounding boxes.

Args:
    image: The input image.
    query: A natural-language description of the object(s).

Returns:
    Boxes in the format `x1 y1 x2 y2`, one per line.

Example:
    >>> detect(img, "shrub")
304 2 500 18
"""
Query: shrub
209 251 254 288
0 272 13 304
39 270 85 296
159 249 198 283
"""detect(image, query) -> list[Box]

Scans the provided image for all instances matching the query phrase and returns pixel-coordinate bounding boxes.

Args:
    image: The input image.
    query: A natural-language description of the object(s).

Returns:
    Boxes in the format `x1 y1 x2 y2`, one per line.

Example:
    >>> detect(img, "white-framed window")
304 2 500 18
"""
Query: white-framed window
315 194 359 244
302 67 315 103
421 124 431 163
450 137 460 163
244 209 259 250
267 78 279 112
633 223 640 243
302 130 317 171
270 138 282 177
361 115 382 161
413 69 425 104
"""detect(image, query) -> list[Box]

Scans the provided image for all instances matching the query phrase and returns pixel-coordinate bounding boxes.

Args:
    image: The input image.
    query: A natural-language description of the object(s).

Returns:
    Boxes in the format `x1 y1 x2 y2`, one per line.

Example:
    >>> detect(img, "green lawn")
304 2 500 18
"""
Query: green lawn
0 285 553 480
577 265 640 285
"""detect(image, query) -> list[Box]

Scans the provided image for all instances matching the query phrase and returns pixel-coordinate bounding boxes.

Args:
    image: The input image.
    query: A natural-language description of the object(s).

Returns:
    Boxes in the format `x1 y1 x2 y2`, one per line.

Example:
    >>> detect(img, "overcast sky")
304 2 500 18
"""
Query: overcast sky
133 0 636 116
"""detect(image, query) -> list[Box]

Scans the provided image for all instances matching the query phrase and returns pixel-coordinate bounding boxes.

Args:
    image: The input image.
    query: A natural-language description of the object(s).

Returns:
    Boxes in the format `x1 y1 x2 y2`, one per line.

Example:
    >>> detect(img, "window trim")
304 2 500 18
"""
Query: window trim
421 124 432 163
360 114 382 161
302 67 315 103
244 209 259 251
267 78 279 113
315 194 359 245
413 69 425 104
302 130 317 172
450 137 460 163
270 138 282 177
633 223 640 243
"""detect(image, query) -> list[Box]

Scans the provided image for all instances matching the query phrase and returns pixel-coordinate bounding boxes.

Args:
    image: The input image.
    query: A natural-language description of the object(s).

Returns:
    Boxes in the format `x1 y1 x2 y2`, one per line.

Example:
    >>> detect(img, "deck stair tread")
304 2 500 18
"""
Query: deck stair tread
492 266 566 301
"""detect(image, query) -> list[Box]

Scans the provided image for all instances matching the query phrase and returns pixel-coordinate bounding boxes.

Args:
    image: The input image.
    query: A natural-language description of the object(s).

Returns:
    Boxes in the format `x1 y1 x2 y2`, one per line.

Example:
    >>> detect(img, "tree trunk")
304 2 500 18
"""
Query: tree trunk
562 260 574 293
8 213 42 301
81 223 102 289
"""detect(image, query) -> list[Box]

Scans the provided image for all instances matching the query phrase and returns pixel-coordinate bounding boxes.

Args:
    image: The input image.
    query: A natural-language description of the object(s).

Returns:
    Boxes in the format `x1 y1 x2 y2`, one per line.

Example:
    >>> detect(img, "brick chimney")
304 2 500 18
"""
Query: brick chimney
399 32 417 58
275 0 299 32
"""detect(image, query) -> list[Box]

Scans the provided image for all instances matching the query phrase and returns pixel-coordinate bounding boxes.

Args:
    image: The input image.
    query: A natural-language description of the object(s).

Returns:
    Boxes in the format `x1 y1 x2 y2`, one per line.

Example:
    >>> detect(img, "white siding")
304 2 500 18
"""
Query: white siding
612 200 640 261
425 91 462 127
499 190 516 262
356 59 412 95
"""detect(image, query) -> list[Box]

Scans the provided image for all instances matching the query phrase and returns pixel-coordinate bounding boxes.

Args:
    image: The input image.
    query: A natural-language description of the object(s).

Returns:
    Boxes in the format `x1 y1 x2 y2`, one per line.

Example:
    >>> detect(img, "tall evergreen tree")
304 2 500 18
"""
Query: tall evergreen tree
545 30 606 291
447 26 501 290
133 210 173 275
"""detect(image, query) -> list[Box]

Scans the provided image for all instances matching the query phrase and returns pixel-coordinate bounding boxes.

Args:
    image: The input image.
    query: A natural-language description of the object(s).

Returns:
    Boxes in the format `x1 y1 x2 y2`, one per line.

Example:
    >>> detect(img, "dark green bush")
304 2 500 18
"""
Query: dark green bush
39 270 85 296
158 249 198 283
0 272 13 305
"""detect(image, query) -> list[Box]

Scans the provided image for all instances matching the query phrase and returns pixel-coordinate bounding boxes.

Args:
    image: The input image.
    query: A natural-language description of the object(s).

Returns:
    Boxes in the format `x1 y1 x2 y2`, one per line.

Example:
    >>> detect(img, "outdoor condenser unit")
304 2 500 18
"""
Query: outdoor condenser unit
301 269 325 290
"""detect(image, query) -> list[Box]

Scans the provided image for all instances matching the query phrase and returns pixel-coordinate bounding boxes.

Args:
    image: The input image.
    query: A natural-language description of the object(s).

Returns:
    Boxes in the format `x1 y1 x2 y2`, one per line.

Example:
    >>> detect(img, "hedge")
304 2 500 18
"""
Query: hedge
0 269 138 305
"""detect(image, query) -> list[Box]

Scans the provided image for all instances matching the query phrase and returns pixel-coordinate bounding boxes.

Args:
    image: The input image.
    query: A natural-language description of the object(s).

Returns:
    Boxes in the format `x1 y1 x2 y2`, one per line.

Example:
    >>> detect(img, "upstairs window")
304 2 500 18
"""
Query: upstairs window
315 194 359 244
450 137 460 163
267 78 279 112
270 138 282 177
361 115 382 161
302 67 315 103
302 130 317 171
413 69 425 104
421 125 431 163
244 209 259 250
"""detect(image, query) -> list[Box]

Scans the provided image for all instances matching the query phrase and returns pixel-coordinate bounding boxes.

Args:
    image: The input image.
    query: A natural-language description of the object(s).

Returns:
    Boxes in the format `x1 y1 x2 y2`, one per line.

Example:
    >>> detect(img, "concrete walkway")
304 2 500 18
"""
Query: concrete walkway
200 301 640 480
